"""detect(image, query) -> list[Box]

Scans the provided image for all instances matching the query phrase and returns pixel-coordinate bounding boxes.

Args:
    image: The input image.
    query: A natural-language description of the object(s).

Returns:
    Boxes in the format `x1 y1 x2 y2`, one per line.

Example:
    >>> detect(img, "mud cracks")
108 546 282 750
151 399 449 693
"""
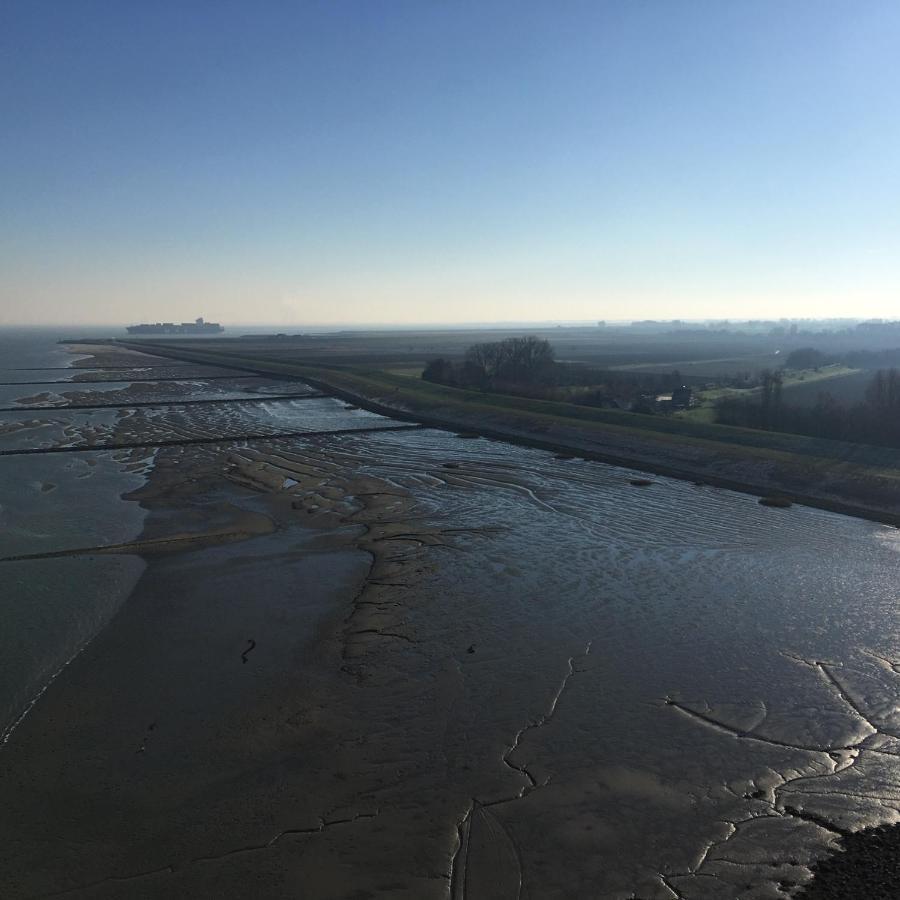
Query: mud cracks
657 651 900 897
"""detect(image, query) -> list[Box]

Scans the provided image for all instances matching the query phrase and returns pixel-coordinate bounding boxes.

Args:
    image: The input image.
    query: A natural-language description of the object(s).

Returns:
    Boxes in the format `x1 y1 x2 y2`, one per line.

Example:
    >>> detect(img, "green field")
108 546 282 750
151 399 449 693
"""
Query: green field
611 353 782 378
676 364 862 424
780 369 872 407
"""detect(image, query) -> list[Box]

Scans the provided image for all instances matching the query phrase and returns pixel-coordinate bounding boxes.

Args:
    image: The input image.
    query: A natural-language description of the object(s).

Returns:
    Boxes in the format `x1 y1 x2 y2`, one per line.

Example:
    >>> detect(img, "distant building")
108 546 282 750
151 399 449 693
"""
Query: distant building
671 385 693 409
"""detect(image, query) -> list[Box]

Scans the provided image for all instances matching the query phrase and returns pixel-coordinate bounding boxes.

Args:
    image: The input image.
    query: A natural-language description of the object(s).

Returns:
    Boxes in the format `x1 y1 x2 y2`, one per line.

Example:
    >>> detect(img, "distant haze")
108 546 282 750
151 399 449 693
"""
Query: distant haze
3 2 900 326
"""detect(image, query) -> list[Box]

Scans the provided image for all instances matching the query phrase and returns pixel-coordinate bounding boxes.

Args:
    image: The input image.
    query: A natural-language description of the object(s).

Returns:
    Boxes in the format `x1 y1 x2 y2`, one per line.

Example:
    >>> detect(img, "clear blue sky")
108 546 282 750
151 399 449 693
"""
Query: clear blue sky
2 1 899 325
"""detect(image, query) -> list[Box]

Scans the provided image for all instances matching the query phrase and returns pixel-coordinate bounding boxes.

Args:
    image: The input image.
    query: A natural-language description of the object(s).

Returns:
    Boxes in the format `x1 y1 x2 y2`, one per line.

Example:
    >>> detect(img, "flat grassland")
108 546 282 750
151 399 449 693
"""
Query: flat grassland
678 364 863 423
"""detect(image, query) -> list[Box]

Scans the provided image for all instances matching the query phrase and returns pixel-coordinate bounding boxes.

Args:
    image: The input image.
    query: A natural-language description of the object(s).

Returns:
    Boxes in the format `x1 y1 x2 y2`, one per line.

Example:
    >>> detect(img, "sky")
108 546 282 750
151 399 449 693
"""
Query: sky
2 1 899 327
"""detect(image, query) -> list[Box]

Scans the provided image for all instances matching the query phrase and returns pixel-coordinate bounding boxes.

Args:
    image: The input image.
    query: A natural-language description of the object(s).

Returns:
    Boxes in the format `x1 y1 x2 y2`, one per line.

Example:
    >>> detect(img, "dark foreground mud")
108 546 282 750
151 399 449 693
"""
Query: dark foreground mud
797 823 900 899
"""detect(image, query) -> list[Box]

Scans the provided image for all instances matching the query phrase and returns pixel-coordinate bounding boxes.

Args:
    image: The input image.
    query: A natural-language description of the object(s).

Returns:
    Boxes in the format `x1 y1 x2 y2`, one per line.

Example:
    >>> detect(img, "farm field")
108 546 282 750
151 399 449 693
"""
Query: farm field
780 369 873 407
677 365 865 422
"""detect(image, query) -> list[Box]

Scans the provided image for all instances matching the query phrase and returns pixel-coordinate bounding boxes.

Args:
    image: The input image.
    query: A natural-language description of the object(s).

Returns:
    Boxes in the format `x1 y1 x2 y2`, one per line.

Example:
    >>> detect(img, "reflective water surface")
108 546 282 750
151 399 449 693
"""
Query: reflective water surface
3 336 900 898
300 427 900 897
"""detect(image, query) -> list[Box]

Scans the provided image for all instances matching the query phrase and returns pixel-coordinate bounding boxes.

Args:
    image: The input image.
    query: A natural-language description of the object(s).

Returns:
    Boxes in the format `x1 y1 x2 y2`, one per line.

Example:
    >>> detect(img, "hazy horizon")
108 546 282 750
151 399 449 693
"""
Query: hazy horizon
0 316 878 334
4 1 900 326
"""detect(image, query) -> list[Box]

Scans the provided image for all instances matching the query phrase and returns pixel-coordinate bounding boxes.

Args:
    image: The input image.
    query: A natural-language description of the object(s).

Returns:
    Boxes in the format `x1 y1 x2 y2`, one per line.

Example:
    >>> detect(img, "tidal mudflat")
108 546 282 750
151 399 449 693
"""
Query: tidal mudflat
2 342 900 898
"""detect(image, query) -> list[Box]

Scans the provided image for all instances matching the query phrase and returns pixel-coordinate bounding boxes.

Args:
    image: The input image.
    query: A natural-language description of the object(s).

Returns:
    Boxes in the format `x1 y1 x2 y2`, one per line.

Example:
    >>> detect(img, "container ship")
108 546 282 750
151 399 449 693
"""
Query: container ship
126 317 224 335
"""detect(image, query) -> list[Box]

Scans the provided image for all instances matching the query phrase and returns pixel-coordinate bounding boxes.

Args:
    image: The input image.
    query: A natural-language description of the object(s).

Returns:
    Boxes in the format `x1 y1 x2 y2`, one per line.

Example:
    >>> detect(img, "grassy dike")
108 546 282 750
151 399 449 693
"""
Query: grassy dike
101 339 900 526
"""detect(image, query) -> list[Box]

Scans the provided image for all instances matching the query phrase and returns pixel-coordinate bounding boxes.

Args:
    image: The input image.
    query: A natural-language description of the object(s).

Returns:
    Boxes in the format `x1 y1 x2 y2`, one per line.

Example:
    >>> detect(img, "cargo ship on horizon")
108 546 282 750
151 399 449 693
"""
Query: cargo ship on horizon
126 316 224 335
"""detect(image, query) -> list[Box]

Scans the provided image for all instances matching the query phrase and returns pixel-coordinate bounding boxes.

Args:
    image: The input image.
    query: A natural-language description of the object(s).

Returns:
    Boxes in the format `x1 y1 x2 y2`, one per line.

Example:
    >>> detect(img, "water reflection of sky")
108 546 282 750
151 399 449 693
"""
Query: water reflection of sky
4 342 900 895
275 425 900 896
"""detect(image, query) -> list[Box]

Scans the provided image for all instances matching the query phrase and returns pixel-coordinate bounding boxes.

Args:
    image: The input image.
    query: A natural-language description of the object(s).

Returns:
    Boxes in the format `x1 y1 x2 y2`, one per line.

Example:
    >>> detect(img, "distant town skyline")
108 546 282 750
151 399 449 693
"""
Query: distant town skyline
3 1 900 326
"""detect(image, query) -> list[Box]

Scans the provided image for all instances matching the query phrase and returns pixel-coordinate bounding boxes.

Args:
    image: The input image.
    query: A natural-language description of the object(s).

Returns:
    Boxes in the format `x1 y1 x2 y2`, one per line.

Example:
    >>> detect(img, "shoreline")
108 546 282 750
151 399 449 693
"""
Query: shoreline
0 347 160 742
99 339 900 528
0 343 461 897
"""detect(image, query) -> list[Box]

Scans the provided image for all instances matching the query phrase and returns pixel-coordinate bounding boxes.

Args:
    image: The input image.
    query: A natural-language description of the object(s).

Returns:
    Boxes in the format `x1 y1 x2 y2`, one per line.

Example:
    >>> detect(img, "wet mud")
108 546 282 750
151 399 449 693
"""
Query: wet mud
2 344 900 898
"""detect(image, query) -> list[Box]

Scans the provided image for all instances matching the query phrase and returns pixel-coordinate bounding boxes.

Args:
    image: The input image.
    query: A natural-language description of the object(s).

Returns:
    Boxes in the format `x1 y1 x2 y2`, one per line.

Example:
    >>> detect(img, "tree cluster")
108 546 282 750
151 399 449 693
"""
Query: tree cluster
423 336 556 391
715 368 900 449
783 347 832 370
844 348 900 369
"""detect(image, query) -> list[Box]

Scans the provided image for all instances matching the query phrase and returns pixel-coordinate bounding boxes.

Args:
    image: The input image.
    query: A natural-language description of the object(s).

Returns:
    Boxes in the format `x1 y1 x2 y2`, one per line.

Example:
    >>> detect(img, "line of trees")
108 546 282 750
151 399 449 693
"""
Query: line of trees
422 336 686 407
783 345 900 371
845 348 900 369
715 368 900 448
783 347 833 370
